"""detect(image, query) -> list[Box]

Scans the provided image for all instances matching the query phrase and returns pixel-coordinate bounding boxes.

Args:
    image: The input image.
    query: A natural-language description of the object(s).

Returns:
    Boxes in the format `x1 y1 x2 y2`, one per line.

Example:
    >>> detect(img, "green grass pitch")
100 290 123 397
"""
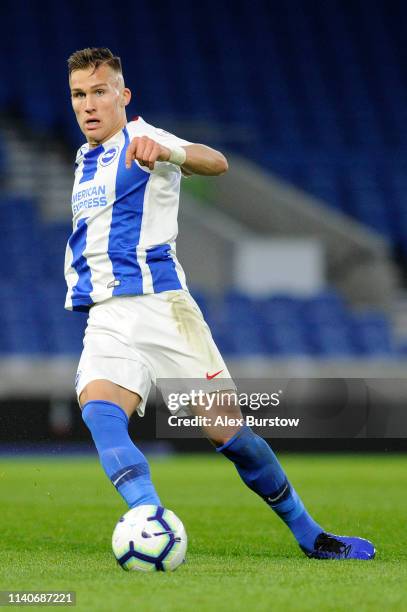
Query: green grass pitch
0 452 406 611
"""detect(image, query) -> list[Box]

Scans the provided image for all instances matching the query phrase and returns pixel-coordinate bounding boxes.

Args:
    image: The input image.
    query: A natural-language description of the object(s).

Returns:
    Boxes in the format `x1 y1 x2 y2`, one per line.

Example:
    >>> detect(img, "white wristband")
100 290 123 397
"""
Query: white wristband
168 146 187 166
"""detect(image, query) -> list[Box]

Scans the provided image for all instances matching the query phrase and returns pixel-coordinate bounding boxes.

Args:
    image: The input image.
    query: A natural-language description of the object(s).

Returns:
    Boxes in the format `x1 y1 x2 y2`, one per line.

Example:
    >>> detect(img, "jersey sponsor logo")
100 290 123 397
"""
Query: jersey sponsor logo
206 369 223 380
71 184 107 214
99 146 119 167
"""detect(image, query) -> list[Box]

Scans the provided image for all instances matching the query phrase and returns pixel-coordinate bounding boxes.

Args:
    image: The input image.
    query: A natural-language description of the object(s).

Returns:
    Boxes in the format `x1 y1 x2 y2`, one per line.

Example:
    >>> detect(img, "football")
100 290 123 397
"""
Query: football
112 505 187 572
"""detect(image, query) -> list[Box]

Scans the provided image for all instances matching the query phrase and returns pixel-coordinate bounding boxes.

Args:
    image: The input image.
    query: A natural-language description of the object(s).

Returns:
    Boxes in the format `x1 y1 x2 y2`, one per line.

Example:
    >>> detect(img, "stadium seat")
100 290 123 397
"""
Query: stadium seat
351 313 394 357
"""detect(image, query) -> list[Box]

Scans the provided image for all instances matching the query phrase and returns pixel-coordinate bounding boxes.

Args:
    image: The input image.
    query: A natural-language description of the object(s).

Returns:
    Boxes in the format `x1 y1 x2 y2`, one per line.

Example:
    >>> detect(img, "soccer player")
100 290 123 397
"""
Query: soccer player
65 47 375 560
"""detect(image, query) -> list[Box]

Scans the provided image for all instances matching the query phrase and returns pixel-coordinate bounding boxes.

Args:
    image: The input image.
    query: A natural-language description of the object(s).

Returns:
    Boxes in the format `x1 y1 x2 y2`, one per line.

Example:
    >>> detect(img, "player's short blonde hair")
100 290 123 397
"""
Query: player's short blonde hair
68 47 122 76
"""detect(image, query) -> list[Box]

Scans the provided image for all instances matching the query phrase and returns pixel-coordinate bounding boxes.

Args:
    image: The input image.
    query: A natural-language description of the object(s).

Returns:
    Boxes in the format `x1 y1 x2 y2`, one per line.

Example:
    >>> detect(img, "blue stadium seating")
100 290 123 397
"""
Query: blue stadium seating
0 1 405 356
0 196 398 357
0 1 406 246
0 197 86 355
351 312 394 357
0 198 396 358
200 289 397 359
0 0 403 147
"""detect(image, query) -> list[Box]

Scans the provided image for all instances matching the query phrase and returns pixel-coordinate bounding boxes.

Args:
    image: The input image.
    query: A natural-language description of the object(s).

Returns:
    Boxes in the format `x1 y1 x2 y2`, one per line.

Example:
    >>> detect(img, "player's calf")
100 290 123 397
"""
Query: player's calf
82 400 160 508
216 424 375 559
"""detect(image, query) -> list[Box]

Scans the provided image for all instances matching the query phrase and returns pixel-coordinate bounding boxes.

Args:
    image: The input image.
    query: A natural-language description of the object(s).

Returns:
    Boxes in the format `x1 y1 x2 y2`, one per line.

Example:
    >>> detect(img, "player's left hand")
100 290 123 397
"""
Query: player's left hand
125 136 171 170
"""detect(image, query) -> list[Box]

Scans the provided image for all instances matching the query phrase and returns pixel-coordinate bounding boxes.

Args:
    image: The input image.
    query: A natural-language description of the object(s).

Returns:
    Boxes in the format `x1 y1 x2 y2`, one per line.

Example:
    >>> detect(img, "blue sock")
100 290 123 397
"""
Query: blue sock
217 425 322 550
82 400 160 508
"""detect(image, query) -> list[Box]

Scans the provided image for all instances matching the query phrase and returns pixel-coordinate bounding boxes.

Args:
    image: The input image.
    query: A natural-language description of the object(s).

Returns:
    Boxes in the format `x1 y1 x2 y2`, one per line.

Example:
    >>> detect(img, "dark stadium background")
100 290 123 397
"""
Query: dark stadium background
0 0 407 454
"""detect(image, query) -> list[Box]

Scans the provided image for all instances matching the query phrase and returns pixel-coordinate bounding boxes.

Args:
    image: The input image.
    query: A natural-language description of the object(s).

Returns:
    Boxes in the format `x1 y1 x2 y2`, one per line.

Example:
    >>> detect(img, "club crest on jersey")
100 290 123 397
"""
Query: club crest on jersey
99 146 119 167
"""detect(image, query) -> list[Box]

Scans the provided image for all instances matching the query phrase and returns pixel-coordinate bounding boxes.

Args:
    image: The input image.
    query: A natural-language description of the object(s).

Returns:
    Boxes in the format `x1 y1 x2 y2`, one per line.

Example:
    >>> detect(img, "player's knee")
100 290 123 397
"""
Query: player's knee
79 380 141 419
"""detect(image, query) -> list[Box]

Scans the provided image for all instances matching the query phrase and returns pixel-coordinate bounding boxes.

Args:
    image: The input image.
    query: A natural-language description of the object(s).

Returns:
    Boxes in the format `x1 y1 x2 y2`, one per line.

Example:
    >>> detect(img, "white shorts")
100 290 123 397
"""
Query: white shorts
75 290 234 415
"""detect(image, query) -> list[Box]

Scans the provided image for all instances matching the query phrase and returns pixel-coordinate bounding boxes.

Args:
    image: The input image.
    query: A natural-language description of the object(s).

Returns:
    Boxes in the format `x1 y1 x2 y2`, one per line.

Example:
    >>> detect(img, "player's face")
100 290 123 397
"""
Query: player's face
70 64 131 147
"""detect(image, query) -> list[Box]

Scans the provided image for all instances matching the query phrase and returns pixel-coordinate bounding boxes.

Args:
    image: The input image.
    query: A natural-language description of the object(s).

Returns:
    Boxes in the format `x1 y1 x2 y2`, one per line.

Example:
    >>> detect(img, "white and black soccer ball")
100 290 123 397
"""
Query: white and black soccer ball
112 505 187 572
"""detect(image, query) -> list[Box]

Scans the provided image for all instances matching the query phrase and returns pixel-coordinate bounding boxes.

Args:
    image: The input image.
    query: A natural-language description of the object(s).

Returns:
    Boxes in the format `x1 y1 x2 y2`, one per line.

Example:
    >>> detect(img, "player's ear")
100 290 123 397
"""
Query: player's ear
122 88 131 107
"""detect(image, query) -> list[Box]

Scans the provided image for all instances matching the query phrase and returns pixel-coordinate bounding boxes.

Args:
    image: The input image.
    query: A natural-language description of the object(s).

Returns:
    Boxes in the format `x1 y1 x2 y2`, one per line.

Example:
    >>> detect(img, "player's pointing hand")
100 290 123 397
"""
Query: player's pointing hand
125 136 171 170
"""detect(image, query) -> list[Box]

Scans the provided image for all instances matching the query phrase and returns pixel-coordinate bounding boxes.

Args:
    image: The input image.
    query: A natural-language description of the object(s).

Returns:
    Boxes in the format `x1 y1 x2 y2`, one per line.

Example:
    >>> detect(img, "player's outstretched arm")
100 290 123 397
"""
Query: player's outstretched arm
178 144 228 176
125 136 228 176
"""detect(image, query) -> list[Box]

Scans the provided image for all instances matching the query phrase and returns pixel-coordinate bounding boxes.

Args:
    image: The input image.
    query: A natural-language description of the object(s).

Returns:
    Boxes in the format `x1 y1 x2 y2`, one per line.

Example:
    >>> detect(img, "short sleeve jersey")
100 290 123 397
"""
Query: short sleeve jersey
64 117 192 311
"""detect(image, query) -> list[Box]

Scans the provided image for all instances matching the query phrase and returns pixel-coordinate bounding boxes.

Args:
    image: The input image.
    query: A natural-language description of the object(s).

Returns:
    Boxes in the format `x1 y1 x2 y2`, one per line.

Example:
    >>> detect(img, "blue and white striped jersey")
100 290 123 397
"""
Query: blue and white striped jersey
64 117 191 311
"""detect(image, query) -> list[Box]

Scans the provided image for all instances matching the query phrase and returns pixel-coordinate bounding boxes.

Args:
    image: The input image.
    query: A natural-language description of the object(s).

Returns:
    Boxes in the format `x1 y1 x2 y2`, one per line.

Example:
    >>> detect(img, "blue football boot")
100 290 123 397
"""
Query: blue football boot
301 532 376 560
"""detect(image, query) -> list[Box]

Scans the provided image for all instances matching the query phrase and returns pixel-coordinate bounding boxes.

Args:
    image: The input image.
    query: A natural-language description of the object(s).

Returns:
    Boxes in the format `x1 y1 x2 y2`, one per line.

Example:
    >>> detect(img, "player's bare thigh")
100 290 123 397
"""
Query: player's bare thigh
79 379 141 418
189 390 243 446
